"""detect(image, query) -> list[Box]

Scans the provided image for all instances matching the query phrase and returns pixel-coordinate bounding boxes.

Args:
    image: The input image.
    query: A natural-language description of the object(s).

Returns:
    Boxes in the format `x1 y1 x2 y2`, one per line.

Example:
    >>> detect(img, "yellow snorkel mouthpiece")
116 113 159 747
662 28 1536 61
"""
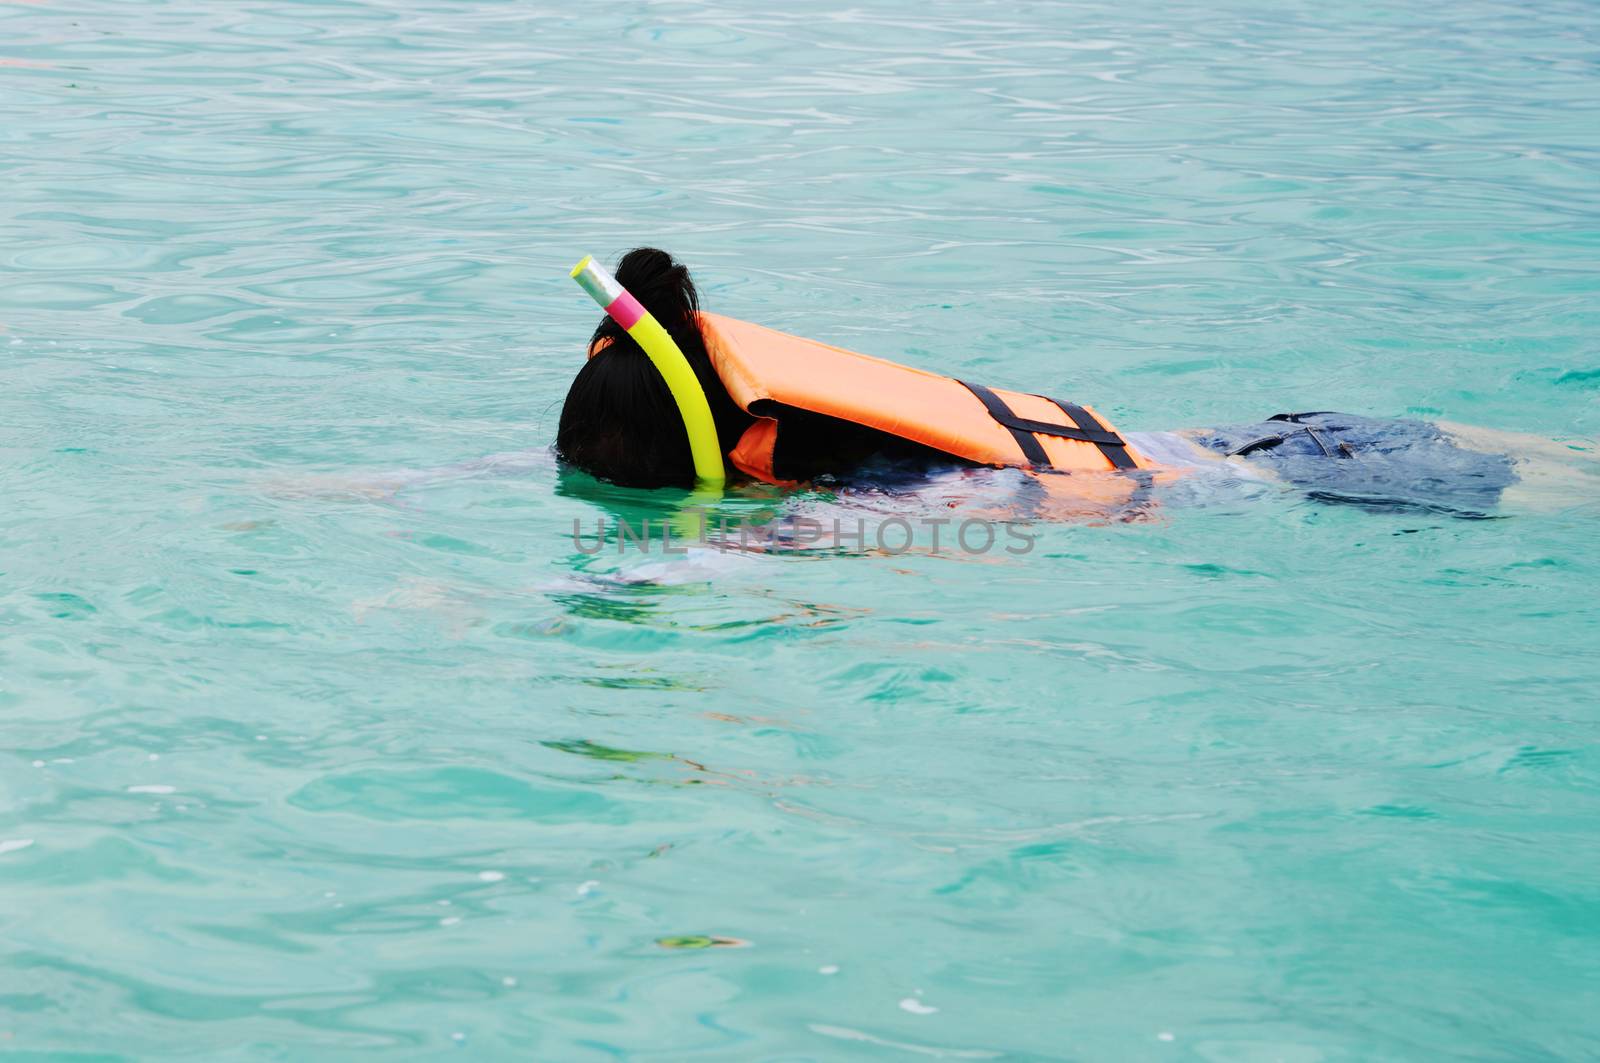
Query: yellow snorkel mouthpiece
570 255 726 487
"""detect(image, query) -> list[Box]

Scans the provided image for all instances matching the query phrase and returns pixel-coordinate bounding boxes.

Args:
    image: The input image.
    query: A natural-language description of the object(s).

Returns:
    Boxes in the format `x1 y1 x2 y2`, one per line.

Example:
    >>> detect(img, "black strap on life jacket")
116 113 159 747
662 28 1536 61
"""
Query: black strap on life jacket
958 381 1136 471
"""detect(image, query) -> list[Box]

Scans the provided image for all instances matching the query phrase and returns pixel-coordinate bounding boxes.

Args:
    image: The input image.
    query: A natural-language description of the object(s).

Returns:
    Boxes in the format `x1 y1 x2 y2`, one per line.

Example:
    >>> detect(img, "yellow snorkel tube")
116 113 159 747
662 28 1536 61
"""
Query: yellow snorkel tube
570 255 726 488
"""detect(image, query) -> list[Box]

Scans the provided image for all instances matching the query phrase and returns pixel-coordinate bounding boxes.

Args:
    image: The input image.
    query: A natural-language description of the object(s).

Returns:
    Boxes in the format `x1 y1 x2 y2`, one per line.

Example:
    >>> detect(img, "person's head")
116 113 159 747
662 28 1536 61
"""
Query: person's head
555 248 748 488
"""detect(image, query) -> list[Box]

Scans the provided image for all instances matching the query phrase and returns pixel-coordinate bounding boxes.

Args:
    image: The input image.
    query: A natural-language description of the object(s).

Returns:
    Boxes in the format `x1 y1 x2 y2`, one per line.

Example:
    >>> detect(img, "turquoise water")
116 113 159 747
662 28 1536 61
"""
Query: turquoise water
4 0 1600 1057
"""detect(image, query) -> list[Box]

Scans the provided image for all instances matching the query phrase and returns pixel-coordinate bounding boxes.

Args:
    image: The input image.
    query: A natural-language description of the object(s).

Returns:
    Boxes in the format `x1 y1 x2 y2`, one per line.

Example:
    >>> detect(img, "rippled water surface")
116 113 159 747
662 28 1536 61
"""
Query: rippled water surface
4 0 1600 1058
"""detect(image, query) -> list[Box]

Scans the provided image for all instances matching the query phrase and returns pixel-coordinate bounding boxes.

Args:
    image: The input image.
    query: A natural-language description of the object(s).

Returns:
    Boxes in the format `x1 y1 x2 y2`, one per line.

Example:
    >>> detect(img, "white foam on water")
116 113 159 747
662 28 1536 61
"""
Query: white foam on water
809 1025 999 1059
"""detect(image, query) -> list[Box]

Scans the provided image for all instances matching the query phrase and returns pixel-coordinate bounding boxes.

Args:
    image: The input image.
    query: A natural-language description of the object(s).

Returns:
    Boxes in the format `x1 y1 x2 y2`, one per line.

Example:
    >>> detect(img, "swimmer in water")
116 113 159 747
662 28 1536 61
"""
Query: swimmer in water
559 249 1592 520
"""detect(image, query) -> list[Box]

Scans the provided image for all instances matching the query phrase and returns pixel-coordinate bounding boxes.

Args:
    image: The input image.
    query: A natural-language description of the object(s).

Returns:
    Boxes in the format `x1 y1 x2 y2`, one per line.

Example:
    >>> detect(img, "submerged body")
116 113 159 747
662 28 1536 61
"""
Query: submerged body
1136 413 1514 519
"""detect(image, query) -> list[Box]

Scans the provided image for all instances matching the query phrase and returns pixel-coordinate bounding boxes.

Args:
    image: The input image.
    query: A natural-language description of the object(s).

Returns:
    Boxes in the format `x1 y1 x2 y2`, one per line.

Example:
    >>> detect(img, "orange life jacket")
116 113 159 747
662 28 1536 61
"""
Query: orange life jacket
693 313 1149 484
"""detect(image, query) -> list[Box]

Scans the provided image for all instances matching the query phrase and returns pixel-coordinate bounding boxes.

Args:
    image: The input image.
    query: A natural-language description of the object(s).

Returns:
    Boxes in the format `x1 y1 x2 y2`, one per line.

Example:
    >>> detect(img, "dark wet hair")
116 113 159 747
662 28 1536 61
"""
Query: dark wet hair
555 248 750 488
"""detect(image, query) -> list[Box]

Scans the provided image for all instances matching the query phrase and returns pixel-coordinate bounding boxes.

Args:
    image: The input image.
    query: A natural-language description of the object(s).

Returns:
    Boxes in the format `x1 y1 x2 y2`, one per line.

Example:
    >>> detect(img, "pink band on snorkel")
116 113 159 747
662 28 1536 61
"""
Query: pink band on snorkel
604 290 646 330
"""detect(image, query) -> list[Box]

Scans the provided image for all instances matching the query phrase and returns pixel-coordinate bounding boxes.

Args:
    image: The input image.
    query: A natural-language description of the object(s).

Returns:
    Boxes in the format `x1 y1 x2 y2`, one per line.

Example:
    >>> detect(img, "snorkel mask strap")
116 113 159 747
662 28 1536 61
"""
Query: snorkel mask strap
570 255 727 487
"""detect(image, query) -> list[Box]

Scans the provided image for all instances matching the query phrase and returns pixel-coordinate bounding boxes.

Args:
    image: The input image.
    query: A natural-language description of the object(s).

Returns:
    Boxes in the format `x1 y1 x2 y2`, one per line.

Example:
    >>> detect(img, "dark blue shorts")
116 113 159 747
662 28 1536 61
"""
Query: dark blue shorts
1190 412 1517 518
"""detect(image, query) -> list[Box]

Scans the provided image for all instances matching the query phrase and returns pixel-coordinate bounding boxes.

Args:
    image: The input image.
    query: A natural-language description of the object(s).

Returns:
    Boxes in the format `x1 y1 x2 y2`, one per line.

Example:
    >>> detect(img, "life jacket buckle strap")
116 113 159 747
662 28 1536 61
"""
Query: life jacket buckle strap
985 411 1126 447
1039 396 1138 471
958 380 1135 471
959 380 1051 466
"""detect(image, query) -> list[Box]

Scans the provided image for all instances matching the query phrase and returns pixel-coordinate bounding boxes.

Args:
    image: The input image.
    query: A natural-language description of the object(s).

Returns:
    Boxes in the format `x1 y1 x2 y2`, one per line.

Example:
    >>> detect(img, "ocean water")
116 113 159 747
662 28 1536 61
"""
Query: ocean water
3 0 1599 1058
